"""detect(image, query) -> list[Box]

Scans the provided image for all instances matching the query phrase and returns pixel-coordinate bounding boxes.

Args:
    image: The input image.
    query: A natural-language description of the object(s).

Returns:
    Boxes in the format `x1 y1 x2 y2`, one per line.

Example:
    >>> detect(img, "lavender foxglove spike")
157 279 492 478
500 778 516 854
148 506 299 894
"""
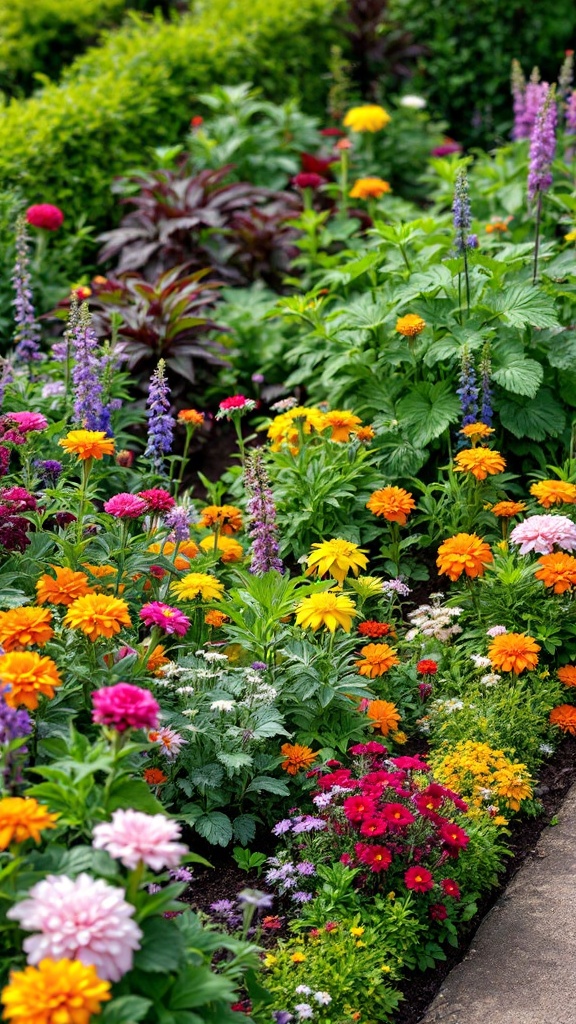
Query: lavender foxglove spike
71 302 111 432
528 86 557 203
244 449 284 575
12 215 42 363
511 59 526 141
145 359 175 473
457 346 479 427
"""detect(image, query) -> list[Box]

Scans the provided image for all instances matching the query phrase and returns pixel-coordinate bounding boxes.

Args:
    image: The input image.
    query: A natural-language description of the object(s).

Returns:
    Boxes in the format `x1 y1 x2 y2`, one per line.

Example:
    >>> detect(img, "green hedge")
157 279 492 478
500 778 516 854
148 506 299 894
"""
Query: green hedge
0 0 345 232
0 0 164 96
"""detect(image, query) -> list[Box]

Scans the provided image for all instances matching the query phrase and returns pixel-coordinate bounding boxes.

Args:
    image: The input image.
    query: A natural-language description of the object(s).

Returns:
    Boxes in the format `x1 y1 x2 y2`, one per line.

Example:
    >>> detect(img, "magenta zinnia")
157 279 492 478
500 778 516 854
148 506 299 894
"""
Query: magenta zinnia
103 493 147 518
92 683 159 732
139 602 190 636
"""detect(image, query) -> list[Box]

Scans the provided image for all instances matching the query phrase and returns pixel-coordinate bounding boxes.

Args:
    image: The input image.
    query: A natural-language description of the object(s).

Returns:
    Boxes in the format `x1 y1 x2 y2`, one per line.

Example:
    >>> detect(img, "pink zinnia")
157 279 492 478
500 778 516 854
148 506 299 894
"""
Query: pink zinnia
292 172 325 189
7 873 142 981
216 395 256 420
92 809 188 871
26 204 64 231
148 725 186 760
140 601 190 636
8 412 48 433
404 865 434 892
510 514 576 554
104 492 147 518
92 683 160 732
137 488 175 512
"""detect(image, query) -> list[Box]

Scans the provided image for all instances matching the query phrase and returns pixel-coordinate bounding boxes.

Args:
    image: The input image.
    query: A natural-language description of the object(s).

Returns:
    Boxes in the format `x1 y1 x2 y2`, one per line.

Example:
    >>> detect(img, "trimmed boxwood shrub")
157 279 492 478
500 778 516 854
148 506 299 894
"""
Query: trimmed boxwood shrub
0 0 346 232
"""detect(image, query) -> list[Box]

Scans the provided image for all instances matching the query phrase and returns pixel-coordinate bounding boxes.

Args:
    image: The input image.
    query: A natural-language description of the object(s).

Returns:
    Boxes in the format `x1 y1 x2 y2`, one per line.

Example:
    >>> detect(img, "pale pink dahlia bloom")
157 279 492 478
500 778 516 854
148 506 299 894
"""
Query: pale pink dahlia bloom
92 809 188 871
7 873 142 981
140 601 190 636
92 682 160 732
510 514 576 554
103 492 148 518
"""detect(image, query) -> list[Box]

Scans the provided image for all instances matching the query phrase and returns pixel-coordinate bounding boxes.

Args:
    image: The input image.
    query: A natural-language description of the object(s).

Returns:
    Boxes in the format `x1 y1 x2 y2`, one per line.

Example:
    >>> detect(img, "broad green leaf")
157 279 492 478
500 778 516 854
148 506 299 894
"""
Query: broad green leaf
492 357 543 397
194 811 233 847
133 917 186 973
101 996 152 1024
107 778 165 815
397 382 460 447
481 285 558 328
246 775 290 796
498 388 566 440
169 966 237 1010
232 814 257 846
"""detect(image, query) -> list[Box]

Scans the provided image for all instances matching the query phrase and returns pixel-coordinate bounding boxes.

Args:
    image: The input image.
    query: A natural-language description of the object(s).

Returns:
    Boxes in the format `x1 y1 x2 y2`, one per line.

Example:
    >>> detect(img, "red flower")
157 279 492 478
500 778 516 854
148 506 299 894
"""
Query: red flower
417 659 438 675
316 768 355 790
220 395 249 410
343 794 376 822
358 620 392 638
355 842 392 872
382 803 415 829
419 682 433 700
404 866 434 892
301 152 336 176
262 915 283 930
292 172 325 189
349 741 388 756
441 878 461 900
320 127 346 137
138 488 175 512
26 204 64 231
430 903 448 921
359 816 388 836
340 853 352 866
325 921 339 931
391 756 428 772
190 115 204 128
439 822 470 851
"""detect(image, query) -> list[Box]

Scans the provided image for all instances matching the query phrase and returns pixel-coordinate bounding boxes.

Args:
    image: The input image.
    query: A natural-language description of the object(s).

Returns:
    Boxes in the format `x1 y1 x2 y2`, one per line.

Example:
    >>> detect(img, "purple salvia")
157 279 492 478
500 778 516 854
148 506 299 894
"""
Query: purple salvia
479 343 493 427
145 359 175 473
456 345 479 427
519 73 549 141
12 215 42 363
244 449 284 575
511 59 526 141
528 86 557 203
164 503 197 542
71 302 108 431
0 360 12 409
452 169 472 253
566 90 576 134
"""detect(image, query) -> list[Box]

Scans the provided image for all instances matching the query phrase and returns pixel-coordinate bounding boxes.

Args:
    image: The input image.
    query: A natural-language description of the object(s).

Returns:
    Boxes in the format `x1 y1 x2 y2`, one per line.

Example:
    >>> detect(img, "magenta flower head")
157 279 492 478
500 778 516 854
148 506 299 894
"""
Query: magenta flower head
216 395 257 420
25 204 64 231
137 488 175 512
140 601 190 636
8 412 48 433
92 683 160 732
510 514 576 555
104 493 147 518
92 809 188 871
291 172 325 190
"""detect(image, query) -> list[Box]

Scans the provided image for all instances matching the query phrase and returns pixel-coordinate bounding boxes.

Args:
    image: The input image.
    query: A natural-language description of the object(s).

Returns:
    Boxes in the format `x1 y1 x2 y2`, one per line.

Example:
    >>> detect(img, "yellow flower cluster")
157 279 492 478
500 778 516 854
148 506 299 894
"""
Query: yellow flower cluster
267 406 365 453
431 740 533 815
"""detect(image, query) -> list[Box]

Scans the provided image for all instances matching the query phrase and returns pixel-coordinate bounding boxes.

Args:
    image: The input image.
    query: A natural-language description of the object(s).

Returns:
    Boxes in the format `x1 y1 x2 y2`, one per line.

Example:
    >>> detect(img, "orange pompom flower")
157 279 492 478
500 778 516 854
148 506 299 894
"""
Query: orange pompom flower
550 704 576 734
490 501 526 518
459 422 494 442
205 610 229 628
0 651 62 710
530 480 576 508
0 608 54 652
178 409 204 426
395 314 426 337
1 958 111 1024
0 797 58 849
349 177 391 200
199 535 244 563
322 410 363 442
558 665 576 687
36 566 94 606
488 632 540 674
199 505 243 534
280 743 319 775
58 429 115 460
63 594 131 641
143 768 167 785
366 486 416 525
535 552 576 593
355 642 400 678
366 699 401 736
453 447 506 481
436 533 493 581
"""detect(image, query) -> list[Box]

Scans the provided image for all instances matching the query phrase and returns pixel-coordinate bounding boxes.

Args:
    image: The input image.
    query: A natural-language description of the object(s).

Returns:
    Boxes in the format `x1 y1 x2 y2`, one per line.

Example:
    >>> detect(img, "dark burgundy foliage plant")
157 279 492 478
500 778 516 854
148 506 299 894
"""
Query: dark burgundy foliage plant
346 0 425 98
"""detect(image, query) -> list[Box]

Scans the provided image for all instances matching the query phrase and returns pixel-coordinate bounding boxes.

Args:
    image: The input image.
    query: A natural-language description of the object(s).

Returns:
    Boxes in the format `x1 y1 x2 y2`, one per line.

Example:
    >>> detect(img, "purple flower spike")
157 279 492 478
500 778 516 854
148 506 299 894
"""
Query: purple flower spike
12 216 42 364
457 345 479 427
70 301 111 433
528 86 557 203
145 359 175 473
244 449 284 576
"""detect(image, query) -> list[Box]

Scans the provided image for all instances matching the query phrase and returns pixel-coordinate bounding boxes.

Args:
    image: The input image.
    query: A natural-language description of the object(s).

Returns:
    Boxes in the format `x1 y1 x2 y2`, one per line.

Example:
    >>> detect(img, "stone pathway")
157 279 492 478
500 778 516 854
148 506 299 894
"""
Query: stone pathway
419 782 576 1024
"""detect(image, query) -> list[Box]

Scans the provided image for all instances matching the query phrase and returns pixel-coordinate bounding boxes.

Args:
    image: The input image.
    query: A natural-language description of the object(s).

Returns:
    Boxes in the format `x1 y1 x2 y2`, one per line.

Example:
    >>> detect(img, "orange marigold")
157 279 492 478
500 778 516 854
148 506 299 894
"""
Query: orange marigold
355 642 400 678
58 429 115 460
366 486 416 525
178 409 204 426
358 620 392 638
205 610 229 628
322 410 363 442
490 501 527 518
550 704 576 734
354 425 376 442
63 594 131 641
199 535 244 563
366 699 401 736
488 632 540 674
146 644 170 675
147 540 199 572
143 768 167 785
0 607 54 652
0 797 58 849
0 651 62 710
199 504 243 534
349 177 391 200
396 314 426 337
535 552 576 593
453 447 506 481
558 665 576 687
36 566 94 606
280 742 318 775
459 422 494 441
437 533 493 581
530 480 576 508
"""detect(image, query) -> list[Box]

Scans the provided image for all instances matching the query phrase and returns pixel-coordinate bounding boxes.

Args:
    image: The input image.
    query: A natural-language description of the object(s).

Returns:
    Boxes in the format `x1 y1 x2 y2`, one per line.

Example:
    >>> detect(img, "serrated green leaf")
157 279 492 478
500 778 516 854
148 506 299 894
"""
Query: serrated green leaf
194 811 233 846
498 388 566 440
397 382 460 447
101 996 152 1024
492 356 543 397
482 285 558 328
232 814 257 845
246 775 290 796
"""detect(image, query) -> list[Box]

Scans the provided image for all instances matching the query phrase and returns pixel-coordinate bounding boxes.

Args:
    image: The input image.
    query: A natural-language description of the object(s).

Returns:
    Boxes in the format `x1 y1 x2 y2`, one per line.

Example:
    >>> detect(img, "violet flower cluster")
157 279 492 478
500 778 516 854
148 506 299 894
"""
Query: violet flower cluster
12 216 42 364
145 359 175 473
479 343 493 427
566 91 576 135
457 346 479 427
164 503 198 542
528 86 557 203
244 449 284 575
70 301 112 433
452 168 475 253
512 66 549 141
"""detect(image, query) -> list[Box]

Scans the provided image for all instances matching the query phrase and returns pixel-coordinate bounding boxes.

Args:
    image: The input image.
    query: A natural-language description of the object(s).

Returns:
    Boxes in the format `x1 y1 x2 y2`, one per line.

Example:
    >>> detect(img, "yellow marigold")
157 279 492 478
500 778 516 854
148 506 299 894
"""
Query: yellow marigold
267 405 327 452
354 425 375 442
565 230 576 243
322 409 363 442
530 480 576 508
490 500 527 518
63 594 131 641
459 422 494 442
295 591 356 633
453 447 506 481
0 651 62 710
366 486 416 525
1 958 111 1024
199 535 244 563
343 104 391 132
535 552 576 593
488 632 540 674
280 742 318 775
437 533 493 581
0 608 54 652
58 429 115 460
355 642 400 678
178 409 204 426
171 572 225 602
0 797 58 850
396 314 426 337
35 566 94 607
306 538 369 586
550 704 576 733
366 699 401 736
390 730 408 745
199 504 243 534
493 767 533 811
147 540 199 571
349 177 391 199
290 951 306 963
205 610 229 628
558 665 576 687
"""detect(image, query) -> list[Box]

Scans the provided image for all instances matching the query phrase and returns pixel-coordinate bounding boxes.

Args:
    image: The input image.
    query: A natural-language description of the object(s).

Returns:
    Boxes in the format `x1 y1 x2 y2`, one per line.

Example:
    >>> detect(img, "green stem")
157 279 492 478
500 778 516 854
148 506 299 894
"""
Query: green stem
76 458 93 545
533 192 543 285
174 425 194 496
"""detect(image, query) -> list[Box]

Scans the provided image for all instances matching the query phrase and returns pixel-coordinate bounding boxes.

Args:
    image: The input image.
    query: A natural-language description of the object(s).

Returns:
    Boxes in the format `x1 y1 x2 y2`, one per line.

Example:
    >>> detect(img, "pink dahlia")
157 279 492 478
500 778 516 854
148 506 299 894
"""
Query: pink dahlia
148 726 187 760
26 204 64 231
92 683 160 732
7 412 48 433
510 514 576 554
103 493 147 518
7 873 141 981
137 488 175 512
92 809 188 870
140 602 190 636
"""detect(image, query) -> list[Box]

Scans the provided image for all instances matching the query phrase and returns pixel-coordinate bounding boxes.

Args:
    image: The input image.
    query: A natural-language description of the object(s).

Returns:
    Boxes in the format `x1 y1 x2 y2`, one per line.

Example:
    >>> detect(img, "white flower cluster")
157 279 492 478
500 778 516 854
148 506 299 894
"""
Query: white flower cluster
406 601 463 643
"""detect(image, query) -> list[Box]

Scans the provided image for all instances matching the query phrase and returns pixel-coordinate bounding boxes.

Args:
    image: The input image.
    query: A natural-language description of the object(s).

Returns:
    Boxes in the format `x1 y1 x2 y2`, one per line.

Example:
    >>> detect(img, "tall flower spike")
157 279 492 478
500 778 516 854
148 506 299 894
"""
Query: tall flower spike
145 359 175 473
528 85 557 203
244 449 284 575
0 360 13 410
71 302 110 432
559 50 574 102
12 215 42 364
457 345 479 428
452 168 472 253
479 343 493 427
515 67 548 141
511 59 526 141
567 90 576 134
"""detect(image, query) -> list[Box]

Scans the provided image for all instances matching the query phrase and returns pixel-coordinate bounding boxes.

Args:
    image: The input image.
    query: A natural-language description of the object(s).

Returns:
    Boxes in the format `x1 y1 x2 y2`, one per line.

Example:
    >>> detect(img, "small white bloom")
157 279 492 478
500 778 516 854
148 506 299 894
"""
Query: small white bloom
210 700 235 712
296 985 312 995
480 673 501 687
539 743 554 755
470 654 491 669
478 787 493 800
314 992 332 1005
486 625 507 637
